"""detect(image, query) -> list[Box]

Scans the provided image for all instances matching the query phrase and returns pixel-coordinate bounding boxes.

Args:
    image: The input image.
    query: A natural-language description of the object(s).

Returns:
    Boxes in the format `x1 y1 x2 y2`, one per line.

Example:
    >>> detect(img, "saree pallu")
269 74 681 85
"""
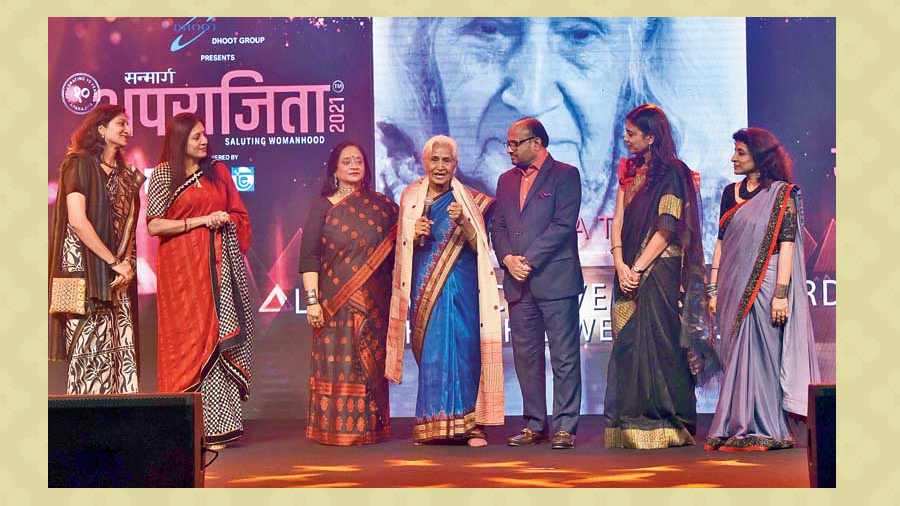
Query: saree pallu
387 178 504 432
49 154 143 394
408 191 482 442
604 161 706 449
306 191 397 446
707 182 820 451
148 162 253 445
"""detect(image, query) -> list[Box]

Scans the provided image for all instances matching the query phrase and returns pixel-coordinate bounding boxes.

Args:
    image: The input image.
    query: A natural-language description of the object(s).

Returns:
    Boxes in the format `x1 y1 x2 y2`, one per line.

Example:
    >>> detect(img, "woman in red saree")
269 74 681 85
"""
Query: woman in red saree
147 113 253 449
299 141 398 445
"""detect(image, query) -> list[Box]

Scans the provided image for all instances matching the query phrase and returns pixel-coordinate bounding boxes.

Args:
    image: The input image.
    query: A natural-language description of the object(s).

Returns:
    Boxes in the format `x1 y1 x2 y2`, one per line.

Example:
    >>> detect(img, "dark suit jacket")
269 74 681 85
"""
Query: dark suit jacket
491 154 584 303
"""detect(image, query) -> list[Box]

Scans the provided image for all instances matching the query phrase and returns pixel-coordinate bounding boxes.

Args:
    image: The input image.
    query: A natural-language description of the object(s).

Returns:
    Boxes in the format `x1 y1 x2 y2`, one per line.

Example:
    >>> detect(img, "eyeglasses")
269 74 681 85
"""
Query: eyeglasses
505 136 536 150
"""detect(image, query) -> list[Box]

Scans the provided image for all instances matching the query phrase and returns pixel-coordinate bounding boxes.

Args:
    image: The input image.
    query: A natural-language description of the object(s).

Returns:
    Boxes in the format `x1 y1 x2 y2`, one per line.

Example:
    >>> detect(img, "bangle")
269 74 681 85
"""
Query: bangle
610 245 622 253
710 267 719 271
632 265 645 274
183 218 188 232
107 257 119 266
774 283 790 299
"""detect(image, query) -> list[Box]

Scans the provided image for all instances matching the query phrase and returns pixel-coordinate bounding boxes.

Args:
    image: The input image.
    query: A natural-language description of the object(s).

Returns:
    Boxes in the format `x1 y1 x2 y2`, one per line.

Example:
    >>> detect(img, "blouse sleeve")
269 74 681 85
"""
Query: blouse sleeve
59 155 89 198
717 183 735 240
146 164 172 220
655 168 686 237
616 158 629 186
778 187 798 243
298 197 330 274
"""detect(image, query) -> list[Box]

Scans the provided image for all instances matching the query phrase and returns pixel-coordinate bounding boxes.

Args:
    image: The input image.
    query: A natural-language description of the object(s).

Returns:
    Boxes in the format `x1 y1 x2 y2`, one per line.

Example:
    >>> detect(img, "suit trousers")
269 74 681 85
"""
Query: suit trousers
508 284 582 435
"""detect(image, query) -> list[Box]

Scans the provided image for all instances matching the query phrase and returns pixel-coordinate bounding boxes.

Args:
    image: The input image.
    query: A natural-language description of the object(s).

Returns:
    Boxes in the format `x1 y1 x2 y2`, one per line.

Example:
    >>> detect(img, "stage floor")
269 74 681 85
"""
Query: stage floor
202 415 810 488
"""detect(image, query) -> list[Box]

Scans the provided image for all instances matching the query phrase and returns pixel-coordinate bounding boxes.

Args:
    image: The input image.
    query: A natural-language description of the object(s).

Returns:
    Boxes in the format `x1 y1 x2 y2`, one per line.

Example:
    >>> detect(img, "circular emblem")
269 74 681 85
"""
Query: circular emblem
61 73 101 115
331 80 345 94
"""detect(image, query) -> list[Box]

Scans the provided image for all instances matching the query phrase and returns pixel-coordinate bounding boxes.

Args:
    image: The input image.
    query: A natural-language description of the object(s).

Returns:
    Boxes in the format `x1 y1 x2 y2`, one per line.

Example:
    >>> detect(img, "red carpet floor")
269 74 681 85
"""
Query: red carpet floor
202 415 811 488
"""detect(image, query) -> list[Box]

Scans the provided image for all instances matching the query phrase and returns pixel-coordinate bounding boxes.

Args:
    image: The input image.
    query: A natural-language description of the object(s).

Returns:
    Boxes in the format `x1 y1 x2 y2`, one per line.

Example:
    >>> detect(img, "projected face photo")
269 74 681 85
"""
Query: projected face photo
431 17 645 215
374 17 749 264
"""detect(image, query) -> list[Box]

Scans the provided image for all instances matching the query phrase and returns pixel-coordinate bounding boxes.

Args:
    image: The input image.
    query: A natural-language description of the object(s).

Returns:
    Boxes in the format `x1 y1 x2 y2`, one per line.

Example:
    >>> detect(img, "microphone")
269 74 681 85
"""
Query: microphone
417 197 433 247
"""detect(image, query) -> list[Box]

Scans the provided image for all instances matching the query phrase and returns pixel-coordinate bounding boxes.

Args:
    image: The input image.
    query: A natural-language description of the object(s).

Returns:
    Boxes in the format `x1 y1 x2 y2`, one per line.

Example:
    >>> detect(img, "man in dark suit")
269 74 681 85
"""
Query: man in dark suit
491 117 584 449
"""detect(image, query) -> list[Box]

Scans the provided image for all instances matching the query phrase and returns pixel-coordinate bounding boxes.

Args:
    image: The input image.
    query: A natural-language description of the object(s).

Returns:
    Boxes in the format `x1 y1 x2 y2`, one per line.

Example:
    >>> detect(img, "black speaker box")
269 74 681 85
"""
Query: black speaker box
49 393 203 487
807 384 836 488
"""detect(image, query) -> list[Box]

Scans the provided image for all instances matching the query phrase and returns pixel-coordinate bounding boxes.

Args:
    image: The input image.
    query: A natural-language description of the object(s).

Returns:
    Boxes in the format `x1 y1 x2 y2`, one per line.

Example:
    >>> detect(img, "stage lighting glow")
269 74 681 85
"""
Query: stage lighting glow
565 472 656 484
293 465 362 472
385 459 441 467
699 459 763 467
465 460 529 469
295 481 361 488
516 468 587 475
228 473 322 484
484 477 574 488
610 465 683 472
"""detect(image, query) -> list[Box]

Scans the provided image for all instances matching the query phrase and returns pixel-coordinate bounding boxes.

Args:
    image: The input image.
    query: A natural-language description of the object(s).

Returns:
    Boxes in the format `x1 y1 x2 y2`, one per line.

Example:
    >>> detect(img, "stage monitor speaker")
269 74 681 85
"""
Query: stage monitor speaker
807 384 836 488
49 393 203 488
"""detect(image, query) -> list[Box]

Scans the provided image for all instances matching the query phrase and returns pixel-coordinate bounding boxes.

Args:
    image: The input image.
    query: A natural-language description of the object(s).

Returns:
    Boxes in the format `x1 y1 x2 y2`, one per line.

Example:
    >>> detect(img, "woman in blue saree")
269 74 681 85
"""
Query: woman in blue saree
387 135 504 447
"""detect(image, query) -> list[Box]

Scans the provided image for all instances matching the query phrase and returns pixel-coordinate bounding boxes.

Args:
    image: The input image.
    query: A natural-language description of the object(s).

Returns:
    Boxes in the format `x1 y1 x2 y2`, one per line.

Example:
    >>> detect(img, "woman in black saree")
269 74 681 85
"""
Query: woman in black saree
604 104 708 449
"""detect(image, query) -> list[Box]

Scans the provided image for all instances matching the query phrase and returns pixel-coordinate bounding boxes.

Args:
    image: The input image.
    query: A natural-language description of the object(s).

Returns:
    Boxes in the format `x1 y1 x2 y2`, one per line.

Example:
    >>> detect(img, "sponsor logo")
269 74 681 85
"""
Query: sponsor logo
61 73 100 114
231 166 255 192
170 17 216 53
259 284 289 313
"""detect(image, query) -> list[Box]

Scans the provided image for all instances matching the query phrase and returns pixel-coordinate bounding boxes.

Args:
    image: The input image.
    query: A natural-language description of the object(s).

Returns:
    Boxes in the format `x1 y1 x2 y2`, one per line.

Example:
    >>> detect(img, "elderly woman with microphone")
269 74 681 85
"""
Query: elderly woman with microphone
386 135 504 447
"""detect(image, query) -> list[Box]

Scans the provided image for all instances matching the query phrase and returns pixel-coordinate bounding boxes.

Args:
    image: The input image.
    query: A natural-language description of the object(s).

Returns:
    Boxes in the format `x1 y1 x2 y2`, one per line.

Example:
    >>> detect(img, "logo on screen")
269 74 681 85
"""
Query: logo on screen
231 166 255 192
61 73 100 115
170 17 216 53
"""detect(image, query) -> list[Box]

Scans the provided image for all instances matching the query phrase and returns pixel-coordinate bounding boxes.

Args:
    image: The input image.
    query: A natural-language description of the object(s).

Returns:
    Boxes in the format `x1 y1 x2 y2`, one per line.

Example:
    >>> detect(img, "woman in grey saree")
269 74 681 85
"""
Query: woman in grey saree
706 128 820 451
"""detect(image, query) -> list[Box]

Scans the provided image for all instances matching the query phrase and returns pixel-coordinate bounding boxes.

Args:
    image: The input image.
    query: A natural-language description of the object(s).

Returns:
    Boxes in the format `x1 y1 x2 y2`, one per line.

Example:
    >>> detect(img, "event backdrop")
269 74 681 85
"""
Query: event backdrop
48 17 835 420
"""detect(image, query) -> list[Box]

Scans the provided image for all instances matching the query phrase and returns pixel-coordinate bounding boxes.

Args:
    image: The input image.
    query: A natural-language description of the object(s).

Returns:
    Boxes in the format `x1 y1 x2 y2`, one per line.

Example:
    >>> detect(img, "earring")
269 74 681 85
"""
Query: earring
333 175 339 188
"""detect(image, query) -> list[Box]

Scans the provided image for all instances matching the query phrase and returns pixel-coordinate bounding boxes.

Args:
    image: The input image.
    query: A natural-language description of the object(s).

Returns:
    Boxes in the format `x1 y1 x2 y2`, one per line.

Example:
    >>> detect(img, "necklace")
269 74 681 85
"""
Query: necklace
186 165 202 188
739 177 761 200
335 185 354 198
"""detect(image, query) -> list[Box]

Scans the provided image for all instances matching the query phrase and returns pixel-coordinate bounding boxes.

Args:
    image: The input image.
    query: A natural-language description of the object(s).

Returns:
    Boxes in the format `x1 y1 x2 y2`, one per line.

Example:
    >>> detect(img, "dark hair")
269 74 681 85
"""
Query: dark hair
159 112 216 194
321 141 373 197
66 104 127 167
624 103 680 178
732 127 793 187
514 117 550 148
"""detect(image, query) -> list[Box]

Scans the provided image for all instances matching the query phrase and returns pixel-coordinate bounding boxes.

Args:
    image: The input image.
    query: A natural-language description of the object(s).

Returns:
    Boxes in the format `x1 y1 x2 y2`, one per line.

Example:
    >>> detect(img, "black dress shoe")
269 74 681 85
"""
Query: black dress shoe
551 431 575 449
507 427 546 446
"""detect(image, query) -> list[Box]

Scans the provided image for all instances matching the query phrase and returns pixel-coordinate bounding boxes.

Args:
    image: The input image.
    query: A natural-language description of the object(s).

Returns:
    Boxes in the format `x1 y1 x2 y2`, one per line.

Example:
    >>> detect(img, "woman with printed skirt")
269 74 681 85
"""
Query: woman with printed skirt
49 104 142 394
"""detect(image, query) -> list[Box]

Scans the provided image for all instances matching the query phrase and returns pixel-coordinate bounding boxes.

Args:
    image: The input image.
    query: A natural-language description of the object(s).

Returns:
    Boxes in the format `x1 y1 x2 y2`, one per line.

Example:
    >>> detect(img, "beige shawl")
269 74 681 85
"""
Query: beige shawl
385 177 505 426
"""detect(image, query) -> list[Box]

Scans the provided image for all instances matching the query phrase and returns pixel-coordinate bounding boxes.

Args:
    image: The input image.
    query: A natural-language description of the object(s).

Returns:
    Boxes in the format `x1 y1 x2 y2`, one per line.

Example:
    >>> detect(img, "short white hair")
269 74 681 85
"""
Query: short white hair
422 135 458 163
